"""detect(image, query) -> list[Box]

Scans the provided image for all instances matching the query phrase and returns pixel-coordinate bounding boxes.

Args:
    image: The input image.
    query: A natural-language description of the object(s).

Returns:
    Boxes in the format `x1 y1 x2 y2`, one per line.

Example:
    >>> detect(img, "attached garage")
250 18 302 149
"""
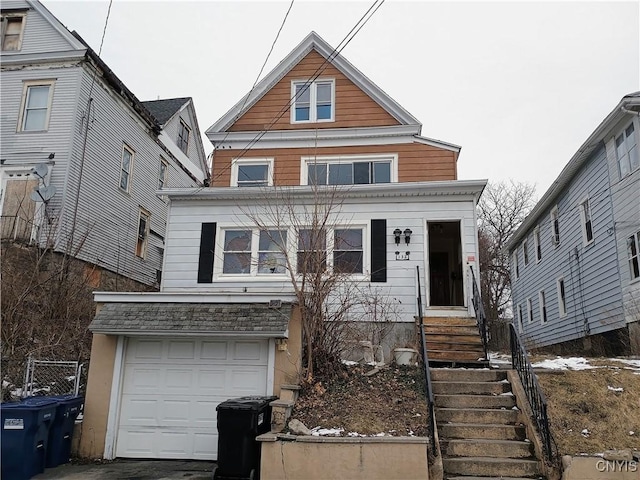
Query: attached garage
84 299 299 461
116 337 269 459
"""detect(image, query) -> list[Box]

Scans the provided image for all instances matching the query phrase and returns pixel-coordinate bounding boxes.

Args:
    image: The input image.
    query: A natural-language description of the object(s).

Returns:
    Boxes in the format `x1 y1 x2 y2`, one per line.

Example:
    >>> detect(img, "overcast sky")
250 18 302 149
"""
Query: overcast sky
44 0 639 196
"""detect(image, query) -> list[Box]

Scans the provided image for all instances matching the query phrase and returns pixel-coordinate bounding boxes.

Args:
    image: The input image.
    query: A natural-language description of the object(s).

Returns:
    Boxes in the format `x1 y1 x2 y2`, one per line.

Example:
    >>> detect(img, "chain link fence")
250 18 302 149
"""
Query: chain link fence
2 357 89 402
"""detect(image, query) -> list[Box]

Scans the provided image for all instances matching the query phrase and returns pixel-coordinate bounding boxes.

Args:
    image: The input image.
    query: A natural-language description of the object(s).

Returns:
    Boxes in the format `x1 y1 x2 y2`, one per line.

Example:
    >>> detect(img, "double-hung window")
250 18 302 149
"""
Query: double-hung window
232 159 273 187
534 226 542 262
627 231 640 280
19 81 54 132
527 298 533 324
522 239 529 266
580 198 593 245
158 158 168 189
557 277 567 317
1 14 25 51
222 230 253 274
550 206 560 246
512 250 519 279
291 79 334 123
222 229 288 275
136 209 150 258
615 122 639 178
333 229 363 274
120 144 134 192
258 230 287 274
177 119 190 154
539 291 547 324
297 228 327 273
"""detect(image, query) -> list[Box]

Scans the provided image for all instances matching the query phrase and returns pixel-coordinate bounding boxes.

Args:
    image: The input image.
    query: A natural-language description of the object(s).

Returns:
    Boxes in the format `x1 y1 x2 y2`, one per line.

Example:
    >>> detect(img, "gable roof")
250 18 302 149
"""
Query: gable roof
206 31 421 134
505 91 640 251
143 97 191 125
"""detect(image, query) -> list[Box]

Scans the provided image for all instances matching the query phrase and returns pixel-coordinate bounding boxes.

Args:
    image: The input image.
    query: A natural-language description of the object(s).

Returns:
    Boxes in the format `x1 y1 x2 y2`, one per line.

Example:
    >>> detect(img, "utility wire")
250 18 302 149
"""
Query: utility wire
208 0 386 188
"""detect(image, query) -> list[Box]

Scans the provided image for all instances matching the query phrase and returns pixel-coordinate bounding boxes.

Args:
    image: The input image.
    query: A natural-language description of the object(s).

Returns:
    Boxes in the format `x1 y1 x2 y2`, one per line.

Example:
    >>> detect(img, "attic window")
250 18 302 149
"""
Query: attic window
291 79 334 123
1 14 25 51
177 119 190 154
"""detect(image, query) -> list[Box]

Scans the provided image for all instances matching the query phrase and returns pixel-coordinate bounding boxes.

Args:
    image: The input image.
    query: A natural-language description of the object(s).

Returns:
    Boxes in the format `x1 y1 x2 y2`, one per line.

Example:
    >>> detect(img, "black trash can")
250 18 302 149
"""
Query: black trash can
1 397 58 480
39 395 83 468
214 395 278 480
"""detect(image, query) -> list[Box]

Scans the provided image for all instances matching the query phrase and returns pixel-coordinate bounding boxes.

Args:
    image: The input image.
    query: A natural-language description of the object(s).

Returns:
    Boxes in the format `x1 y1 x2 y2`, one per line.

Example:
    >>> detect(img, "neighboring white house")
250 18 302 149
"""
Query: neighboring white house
80 32 486 461
506 92 640 354
0 0 208 286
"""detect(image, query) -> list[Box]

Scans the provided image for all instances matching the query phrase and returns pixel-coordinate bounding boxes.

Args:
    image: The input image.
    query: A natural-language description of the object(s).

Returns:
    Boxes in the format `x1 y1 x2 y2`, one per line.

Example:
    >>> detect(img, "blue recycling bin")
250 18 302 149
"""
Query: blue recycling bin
32 395 83 468
1 397 58 480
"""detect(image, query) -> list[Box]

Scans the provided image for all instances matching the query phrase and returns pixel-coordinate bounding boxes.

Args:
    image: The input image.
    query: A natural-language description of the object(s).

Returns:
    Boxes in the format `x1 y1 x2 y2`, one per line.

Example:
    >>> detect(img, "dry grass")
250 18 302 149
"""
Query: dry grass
537 362 640 455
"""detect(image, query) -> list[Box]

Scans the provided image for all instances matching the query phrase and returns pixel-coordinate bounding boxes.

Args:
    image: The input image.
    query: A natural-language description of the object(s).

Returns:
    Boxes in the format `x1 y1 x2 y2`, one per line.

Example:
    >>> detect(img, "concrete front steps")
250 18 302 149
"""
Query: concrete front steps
432 368 544 479
423 317 487 366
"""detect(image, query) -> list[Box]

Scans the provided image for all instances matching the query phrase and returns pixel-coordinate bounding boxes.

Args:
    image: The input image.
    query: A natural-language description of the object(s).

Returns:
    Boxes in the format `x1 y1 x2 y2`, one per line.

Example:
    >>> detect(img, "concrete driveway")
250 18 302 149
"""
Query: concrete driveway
33 459 216 479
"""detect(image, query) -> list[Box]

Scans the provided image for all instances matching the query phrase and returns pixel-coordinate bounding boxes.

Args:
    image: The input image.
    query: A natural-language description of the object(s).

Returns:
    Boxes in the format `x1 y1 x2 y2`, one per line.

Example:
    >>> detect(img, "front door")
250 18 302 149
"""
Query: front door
428 221 464 306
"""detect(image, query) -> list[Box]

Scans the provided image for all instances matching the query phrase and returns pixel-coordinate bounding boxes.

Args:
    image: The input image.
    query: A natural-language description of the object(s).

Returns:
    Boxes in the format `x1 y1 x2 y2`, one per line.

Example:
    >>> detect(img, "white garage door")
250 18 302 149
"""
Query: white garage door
116 337 269 460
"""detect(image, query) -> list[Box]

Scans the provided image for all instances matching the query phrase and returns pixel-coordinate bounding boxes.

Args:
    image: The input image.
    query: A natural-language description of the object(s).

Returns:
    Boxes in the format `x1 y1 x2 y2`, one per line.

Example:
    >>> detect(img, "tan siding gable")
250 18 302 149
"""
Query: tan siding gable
211 142 457 187
230 50 401 132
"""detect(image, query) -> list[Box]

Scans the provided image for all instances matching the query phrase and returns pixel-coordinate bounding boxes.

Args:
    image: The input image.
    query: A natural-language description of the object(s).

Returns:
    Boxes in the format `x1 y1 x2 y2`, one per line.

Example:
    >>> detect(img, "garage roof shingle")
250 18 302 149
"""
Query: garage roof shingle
90 302 292 337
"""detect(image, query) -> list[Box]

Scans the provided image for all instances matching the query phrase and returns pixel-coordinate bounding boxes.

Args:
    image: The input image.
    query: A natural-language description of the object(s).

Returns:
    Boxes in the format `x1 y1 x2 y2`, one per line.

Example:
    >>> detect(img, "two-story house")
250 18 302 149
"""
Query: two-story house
79 32 487 461
0 0 208 288
506 92 640 355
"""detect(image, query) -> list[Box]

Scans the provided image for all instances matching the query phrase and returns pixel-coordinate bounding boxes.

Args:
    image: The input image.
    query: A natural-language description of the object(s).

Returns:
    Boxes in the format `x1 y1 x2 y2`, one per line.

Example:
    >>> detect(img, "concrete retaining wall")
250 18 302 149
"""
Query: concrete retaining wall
258 433 429 480
562 456 639 480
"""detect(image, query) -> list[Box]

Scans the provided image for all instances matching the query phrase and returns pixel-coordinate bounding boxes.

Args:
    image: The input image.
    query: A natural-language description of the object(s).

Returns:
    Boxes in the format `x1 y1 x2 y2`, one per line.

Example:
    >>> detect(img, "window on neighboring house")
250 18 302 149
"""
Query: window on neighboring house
333 229 363 274
539 290 547 323
232 159 273 187
527 298 533 324
512 250 519 279
550 206 560 246
222 230 252 274
297 228 327 273
1 14 25 51
534 226 542 262
119 144 134 192
580 198 593 244
177 119 190 154
18 81 54 132
258 230 287 274
627 231 640 280
615 122 639 178
136 209 150 258
291 79 334 123
517 304 524 333
304 155 394 185
158 158 168 189
557 277 567 317
523 239 529 266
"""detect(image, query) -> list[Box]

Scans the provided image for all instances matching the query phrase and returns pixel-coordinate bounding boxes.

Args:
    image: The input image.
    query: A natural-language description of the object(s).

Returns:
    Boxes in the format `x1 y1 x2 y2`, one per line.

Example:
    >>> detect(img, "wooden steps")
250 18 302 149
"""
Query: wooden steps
422 316 486 364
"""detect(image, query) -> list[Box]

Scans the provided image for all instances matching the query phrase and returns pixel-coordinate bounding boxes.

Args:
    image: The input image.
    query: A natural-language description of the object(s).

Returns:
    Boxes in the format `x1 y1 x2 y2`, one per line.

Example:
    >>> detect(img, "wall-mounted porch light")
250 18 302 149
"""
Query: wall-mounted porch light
404 228 412 245
393 228 402 245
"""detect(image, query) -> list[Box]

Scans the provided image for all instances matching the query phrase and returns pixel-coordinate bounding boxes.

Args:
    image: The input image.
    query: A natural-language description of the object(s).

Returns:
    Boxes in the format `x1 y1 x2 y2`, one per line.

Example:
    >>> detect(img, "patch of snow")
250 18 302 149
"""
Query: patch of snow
341 360 358 366
607 386 624 393
347 432 365 437
374 432 386 437
500 379 510 383
512 406 520 411
413 413 421 417
608 358 640 370
489 352 512 366
408 430 414 436
500 392 514 396
65 375 76 381
311 427 344 436
2 380 10 388
581 429 590 437
630 431 635 436
531 357 597 371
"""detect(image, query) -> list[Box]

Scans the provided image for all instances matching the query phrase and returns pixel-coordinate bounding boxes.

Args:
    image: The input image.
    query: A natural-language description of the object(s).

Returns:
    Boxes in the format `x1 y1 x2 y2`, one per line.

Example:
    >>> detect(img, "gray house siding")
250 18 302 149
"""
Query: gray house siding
511 143 624 348
604 116 640 323
162 104 206 178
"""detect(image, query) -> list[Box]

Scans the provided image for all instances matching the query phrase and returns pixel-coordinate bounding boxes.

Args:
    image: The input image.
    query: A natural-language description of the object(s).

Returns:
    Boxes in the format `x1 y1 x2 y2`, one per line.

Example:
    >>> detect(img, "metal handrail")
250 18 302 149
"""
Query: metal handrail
509 323 559 465
469 265 489 360
416 266 437 457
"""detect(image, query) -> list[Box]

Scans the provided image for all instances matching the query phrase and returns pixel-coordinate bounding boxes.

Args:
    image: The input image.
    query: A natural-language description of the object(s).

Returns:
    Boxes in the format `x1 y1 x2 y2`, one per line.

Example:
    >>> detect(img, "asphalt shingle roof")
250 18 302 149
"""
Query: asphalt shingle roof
90 302 292 336
142 97 191 125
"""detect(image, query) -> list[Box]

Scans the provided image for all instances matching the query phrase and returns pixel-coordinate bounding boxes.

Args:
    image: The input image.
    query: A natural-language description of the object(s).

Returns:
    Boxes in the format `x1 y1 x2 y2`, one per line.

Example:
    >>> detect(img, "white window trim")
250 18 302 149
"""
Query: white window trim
539 290 547 324
579 197 594 246
527 297 533 324
119 143 134 193
556 277 567 318
214 224 367 279
550 206 560 247
628 231 640 282
614 120 639 179
533 226 542 263
230 158 274 187
1 13 26 51
17 80 55 132
300 153 398 185
290 78 335 124
136 208 150 259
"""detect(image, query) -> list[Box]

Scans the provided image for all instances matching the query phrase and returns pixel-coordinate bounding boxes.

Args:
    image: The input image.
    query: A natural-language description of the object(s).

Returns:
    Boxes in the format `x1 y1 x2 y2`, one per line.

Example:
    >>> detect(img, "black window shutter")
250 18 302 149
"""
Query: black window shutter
370 219 387 282
197 222 216 283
